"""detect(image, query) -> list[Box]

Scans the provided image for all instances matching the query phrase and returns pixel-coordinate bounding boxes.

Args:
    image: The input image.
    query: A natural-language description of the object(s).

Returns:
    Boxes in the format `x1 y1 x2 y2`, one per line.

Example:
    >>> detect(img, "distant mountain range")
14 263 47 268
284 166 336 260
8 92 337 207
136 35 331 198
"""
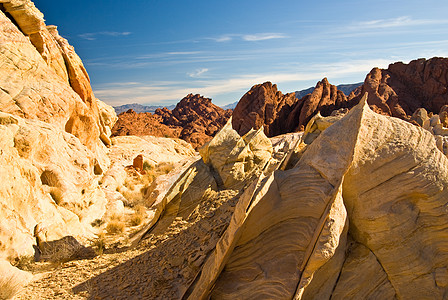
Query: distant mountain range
295 82 363 99
221 101 239 110
114 82 363 114
114 103 176 114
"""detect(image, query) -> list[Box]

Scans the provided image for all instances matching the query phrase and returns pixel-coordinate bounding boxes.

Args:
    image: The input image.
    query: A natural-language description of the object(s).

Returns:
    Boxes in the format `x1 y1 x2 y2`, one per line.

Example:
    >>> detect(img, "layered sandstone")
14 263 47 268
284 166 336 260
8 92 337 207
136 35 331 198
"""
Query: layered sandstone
112 94 232 149
0 2 203 297
72 95 448 299
0 0 119 257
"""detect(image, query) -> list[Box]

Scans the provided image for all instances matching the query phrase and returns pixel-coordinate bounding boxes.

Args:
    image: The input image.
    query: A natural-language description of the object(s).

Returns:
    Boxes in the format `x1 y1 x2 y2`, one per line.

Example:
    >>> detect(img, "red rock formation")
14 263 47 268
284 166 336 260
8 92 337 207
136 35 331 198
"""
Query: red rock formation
111 109 181 138
232 57 448 137
291 78 351 131
232 82 298 136
232 79 351 136
351 57 448 119
112 94 232 149
169 94 232 147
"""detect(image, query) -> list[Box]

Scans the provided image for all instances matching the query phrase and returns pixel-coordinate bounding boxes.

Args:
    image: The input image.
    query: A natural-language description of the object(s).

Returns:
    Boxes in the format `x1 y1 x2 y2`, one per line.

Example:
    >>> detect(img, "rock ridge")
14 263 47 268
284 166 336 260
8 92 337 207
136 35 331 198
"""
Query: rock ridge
112 93 232 149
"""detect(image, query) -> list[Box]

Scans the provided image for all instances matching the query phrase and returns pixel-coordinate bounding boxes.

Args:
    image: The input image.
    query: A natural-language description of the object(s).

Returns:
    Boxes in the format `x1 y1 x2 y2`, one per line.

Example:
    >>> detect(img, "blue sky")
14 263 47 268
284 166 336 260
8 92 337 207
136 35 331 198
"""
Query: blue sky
34 0 448 107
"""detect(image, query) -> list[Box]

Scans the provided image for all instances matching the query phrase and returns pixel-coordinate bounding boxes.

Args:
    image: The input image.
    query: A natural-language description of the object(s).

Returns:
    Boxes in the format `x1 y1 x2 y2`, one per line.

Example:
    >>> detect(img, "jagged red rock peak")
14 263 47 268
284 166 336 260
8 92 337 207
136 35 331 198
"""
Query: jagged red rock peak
232 79 352 136
112 94 232 149
232 57 448 137
232 82 298 136
292 77 352 131
351 57 448 119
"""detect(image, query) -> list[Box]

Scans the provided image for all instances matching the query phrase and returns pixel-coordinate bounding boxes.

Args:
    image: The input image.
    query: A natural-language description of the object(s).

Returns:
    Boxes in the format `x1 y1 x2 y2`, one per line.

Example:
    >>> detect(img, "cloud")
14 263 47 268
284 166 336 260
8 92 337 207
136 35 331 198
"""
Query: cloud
213 35 234 42
135 51 203 60
166 51 202 55
78 31 132 41
210 33 287 42
352 16 448 30
241 33 287 41
187 68 209 78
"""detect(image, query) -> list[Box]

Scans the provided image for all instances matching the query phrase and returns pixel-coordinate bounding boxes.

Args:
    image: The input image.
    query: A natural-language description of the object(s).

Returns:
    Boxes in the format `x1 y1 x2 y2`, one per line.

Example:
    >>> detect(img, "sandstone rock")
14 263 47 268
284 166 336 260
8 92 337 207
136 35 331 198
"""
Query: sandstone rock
232 79 354 137
351 57 448 119
0 260 33 299
112 94 232 149
132 154 144 173
100 135 196 217
97 98 118 146
232 82 298 136
184 94 448 299
232 58 448 138
86 94 448 299
293 77 351 131
200 118 273 189
111 109 181 140
411 107 429 126
0 112 107 260
0 1 118 264
0 0 115 158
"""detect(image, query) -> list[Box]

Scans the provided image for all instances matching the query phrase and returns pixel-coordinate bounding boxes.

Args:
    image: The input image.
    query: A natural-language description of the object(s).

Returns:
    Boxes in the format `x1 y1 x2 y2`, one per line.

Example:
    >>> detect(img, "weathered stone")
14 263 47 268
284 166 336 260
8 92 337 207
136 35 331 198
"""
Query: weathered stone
411 108 429 126
112 94 232 149
232 81 298 136
133 154 143 173
0 259 33 299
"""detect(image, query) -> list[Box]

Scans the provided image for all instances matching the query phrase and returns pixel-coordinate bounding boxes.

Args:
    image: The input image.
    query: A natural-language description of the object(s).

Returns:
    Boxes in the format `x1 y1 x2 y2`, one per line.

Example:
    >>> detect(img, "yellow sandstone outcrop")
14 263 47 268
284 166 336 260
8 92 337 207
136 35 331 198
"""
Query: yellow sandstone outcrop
80 95 448 299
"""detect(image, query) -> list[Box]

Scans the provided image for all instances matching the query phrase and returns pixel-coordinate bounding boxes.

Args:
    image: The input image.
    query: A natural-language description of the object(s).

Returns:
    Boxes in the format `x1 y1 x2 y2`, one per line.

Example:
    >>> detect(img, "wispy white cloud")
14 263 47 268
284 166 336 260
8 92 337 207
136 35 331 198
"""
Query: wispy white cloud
213 35 234 42
187 68 209 78
242 33 287 41
135 51 203 60
166 51 202 55
210 33 287 42
78 31 132 40
352 16 448 30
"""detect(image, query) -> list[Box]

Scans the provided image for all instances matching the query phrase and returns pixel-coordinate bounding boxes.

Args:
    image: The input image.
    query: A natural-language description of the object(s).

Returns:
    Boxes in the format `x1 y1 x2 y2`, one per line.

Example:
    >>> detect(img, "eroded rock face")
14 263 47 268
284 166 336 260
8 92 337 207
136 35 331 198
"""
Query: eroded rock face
233 58 448 137
232 79 353 136
0 0 118 263
291 77 352 131
0 112 107 260
111 109 181 140
78 95 448 299
112 94 232 149
351 57 448 119
201 96 448 299
0 0 114 157
232 82 299 136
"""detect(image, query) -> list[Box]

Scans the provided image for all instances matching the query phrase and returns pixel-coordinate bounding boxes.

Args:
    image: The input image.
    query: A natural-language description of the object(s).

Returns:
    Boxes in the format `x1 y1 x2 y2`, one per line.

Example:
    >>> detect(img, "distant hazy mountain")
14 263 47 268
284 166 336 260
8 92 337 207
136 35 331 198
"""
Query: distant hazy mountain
336 82 363 96
220 101 238 110
114 103 175 114
294 87 315 99
295 82 363 99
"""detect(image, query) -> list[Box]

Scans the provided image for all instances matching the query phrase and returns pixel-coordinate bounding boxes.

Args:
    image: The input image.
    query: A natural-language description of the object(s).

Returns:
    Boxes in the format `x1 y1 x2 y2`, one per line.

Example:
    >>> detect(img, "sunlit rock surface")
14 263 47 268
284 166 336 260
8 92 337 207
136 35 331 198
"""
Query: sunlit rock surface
78 95 448 299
